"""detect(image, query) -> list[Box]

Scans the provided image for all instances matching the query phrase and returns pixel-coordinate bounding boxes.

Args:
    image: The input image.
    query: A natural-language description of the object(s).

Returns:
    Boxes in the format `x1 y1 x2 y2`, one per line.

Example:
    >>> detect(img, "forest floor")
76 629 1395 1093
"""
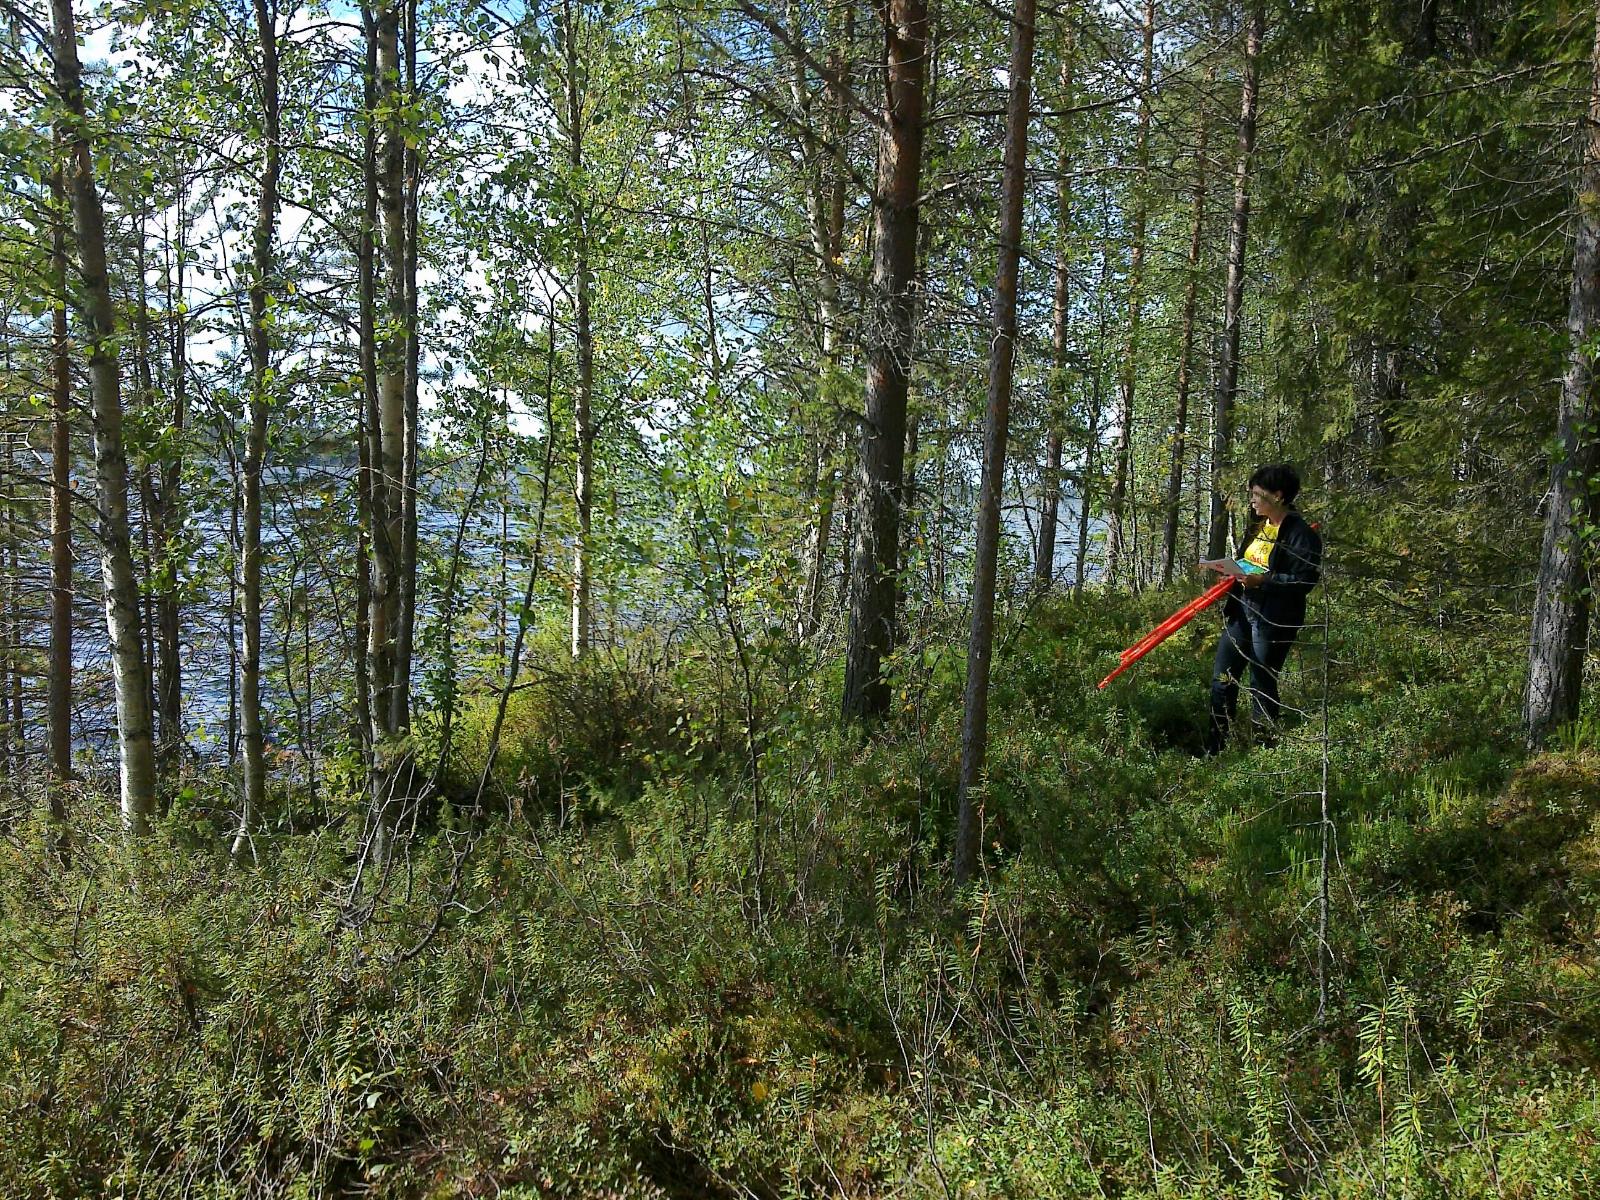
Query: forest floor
3 586 1599 1197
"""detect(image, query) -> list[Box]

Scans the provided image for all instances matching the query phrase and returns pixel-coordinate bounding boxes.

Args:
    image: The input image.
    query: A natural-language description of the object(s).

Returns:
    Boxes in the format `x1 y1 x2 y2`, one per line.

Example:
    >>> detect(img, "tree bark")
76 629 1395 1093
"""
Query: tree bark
236 0 282 862
1034 40 1075 589
1525 7 1600 747
798 436 840 638
1160 68 1211 587
49 0 157 834
131 227 160 745
156 183 187 771
1075 195 1116 593
1206 4 1263 560
130 215 184 771
794 2 853 640
360 0 410 869
3 434 19 785
954 0 1036 885
48 163 73 801
371 0 407 741
228 453 239 763
355 5 380 751
1103 0 1154 589
841 0 929 722
395 0 421 723
8 490 21 783
565 0 595 660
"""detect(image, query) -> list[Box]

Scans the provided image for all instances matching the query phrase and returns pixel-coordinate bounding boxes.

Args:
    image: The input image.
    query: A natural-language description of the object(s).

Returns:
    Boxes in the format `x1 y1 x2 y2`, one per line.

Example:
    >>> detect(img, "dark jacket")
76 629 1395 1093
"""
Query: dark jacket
1222 509 1322 631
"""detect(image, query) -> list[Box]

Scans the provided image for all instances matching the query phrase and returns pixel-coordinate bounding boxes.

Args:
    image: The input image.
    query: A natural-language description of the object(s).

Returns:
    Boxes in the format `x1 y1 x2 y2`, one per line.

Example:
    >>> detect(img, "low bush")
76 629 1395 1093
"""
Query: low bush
4 591 1599 1196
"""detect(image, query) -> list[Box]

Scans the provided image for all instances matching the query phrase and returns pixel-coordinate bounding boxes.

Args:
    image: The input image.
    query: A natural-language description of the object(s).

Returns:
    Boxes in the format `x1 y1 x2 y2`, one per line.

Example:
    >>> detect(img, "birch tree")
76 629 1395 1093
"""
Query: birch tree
49 0 158 833
235 0 283 860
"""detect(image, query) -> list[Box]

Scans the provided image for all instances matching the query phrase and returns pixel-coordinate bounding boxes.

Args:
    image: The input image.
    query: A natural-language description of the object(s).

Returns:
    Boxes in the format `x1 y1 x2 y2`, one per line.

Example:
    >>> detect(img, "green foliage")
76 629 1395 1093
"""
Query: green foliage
6 594 1600 1195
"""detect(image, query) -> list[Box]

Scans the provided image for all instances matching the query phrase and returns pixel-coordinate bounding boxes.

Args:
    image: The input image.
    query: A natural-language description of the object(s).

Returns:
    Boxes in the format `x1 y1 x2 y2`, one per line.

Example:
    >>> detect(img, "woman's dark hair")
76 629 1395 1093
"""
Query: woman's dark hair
1249 463 1301 506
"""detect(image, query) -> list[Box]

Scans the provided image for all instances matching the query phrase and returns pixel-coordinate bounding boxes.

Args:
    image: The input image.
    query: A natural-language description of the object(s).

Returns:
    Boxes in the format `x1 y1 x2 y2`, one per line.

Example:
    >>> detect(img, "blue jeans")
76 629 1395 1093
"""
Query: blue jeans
1207 612 1298 752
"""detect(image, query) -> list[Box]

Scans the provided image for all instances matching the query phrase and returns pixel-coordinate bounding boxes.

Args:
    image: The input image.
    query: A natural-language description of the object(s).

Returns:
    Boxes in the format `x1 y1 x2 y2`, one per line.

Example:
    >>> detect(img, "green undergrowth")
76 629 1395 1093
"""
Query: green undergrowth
3 590 1600 1196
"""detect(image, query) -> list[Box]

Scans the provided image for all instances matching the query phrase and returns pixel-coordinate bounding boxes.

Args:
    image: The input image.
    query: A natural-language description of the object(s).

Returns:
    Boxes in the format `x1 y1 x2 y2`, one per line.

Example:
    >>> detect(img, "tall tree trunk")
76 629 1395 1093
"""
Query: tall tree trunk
1159 68 1211 587
1525 8 1600 747
566 0 595 660
1035 40 1075 589
1103 0 1155 589
2 435 15 787
132 228 160 739
840 0 929 722
235 0 282 862
954 0 1036 886
355 5 380 752
1206 4 1263 560
1075 200 1116 592
228 453 239 763
901 412 920 570
371 0 406 740
394 0 421 725
138 469 157 724
157 183 187 771
131 218 182 771
49 0 157 834
48 163 73 802
361 0 409 869
8 493 21 783
794 3 853 640
498 386 510 665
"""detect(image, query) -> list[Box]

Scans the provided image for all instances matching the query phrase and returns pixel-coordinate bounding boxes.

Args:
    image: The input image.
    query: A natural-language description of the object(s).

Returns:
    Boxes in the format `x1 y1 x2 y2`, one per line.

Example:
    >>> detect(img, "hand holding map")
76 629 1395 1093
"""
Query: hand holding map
1199 558 1267 577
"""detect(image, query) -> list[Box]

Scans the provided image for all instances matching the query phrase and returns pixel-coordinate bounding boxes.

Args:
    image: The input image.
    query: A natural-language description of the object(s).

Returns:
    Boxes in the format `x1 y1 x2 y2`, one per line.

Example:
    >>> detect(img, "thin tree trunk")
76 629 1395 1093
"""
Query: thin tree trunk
1525 7 1600 747
795 3 853 640
1075 394 1103 591
798 437 840 638
498 386 510 664
2 435 14 788
1206 4 1263 560
49 0 157 834
902 412 920 570
131 217 183 771
370 0 406 745
566 0 595 660
1076 192 1116 592
841 0 929 722
235 0 281 862
355 5 379 752
228 452 239 764
954 0 1036 886
1160 69 1211 587
394 0 420 728
138 468 156 723
570 215 595 661
157 181 187 770
48 162 73 801
1103 0 1154 589
1035 40 1075 589
362 0 409 869
132 222 161 744
8 519 21 783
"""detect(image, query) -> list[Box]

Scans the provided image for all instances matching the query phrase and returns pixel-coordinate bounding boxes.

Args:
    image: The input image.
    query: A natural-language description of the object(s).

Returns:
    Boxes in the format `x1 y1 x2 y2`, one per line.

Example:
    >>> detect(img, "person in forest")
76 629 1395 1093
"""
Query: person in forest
1201 463 1322 755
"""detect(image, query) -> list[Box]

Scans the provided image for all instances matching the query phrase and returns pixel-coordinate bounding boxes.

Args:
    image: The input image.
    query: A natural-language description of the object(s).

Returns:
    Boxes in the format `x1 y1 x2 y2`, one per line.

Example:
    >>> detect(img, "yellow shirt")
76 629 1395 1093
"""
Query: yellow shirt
1242 520 1280 572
